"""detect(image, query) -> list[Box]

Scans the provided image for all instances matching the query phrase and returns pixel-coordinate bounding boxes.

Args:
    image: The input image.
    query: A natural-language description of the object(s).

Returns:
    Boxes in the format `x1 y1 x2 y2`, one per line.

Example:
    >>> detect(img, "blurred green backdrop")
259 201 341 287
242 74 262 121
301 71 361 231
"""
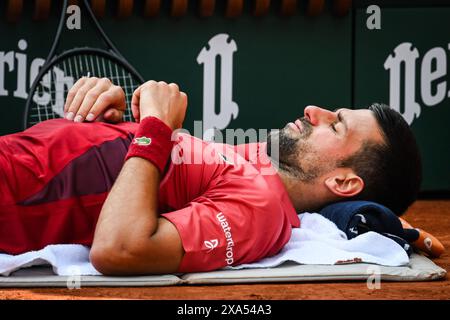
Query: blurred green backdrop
0 0 448 192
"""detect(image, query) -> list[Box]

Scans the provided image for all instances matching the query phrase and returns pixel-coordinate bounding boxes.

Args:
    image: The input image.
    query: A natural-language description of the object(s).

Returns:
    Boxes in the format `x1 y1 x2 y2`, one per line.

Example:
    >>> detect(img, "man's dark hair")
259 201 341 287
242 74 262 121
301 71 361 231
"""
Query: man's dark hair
339 103 422 216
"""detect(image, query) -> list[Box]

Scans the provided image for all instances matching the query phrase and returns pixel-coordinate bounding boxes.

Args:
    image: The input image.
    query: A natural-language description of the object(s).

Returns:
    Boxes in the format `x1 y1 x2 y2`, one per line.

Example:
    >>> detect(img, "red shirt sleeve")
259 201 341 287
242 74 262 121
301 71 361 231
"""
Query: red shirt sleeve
161 174 297 273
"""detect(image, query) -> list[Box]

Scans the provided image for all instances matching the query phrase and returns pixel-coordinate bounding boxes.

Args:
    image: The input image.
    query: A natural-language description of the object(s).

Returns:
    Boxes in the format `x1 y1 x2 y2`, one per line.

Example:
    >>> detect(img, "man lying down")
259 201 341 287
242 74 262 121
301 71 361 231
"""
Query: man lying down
0 78 422 276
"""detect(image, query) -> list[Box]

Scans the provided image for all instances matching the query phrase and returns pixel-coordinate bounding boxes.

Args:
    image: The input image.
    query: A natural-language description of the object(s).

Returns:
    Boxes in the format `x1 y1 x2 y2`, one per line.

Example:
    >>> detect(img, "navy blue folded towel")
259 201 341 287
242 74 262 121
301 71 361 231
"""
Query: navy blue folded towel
318 201 418 256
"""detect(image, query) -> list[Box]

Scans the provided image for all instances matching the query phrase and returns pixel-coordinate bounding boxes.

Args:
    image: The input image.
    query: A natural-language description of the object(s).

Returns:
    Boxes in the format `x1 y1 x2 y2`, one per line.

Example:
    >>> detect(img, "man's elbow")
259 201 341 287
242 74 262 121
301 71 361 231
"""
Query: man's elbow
89 244 128 276
89 241 165 276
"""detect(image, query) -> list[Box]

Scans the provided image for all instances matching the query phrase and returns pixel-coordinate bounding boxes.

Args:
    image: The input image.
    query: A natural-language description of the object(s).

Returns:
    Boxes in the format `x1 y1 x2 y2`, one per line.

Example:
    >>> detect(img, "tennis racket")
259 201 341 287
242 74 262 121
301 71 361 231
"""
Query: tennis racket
24 0 145 129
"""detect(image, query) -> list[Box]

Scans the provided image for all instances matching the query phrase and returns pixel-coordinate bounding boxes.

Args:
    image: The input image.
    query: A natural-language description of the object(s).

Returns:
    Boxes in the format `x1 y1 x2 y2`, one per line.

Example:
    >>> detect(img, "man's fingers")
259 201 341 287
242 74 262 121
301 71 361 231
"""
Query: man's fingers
75 81 115 122
86 88 125 122
65 78 120 122
131 86 141 123
131 80 188 128
168 82 179 92
65 78 99 120
64 77 87 114
75 86 106 122
177 91 188 128
103 108 124 123
179 91 188 109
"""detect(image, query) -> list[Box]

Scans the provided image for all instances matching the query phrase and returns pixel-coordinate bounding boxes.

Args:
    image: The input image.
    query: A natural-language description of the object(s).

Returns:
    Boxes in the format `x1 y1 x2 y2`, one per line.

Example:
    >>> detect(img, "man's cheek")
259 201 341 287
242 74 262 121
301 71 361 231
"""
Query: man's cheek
311 135 342 157
311 130 335 146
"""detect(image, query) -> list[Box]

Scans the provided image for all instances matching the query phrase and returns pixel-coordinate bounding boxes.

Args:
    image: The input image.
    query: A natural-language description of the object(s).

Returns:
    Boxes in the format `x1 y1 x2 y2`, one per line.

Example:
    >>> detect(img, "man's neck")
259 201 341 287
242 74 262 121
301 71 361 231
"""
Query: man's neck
276 170 330 213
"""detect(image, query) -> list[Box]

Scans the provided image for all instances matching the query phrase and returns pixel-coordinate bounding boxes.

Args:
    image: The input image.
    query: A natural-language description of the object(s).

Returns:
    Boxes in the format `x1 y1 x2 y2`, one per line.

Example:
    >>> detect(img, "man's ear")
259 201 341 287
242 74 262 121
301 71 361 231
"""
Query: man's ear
324 170 364 198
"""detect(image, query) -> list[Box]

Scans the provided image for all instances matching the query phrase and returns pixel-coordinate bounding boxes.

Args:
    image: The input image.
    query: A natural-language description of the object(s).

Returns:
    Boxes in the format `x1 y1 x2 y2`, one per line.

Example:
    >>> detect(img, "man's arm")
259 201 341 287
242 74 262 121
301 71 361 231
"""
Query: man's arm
77 79 188 275
90 157 184 275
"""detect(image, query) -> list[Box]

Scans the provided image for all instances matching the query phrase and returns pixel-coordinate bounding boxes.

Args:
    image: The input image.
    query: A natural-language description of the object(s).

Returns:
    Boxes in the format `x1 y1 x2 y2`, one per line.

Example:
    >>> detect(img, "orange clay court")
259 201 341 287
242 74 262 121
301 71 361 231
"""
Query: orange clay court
0 199 448 300
1 0 450 301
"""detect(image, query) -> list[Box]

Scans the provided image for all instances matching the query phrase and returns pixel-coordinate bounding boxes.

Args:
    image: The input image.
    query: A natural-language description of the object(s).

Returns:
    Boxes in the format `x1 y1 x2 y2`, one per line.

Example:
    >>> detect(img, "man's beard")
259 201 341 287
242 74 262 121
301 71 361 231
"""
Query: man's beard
267 118 327 183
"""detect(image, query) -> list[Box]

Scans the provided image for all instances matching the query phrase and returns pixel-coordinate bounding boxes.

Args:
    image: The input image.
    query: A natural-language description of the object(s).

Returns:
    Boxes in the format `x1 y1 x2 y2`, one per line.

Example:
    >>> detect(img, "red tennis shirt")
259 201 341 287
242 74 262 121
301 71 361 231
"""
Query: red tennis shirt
0 119 300 273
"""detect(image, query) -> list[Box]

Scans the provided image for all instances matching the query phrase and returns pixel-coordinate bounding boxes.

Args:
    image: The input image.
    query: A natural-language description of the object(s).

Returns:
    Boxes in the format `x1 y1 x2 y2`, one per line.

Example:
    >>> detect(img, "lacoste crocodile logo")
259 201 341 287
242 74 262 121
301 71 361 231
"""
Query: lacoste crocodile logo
133 136 152 146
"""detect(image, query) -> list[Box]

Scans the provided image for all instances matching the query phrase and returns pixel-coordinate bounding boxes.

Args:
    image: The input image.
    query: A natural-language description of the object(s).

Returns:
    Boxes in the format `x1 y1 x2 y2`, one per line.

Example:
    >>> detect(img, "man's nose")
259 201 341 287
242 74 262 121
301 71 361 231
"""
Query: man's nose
304 106 336 126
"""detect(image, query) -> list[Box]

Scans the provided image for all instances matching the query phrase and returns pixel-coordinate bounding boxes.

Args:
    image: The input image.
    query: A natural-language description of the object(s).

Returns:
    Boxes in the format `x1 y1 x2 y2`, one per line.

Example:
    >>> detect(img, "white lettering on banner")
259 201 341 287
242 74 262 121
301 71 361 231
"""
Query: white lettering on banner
384 42 421 125
384 42 449 125
197 34 239 141
13 39 28 99
66 5 81 30
0 39 75 117
51 66 74 117
421 47 447 106
216 212 235 265
0 39 41 99
0 51 15 96
30 58 47 103
33 67 51 105
30 64 74 118
366 5 381 30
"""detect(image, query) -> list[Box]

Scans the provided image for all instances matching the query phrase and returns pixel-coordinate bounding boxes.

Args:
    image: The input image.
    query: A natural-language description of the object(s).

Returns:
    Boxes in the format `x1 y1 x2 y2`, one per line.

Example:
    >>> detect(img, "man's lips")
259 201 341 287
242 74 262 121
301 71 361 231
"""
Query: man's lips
288 119 303 133
295 119 303 133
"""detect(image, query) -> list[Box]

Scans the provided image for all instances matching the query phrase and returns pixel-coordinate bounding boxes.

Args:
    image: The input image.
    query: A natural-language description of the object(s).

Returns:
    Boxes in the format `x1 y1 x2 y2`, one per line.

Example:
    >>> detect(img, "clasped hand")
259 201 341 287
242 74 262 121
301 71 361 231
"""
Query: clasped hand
64 77 187 130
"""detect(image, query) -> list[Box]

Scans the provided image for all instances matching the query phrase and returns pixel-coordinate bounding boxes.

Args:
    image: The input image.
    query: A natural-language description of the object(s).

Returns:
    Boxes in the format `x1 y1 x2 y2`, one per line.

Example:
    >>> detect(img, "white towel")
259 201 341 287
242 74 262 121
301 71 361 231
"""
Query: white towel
0 213 409 276
0 244 100 276
228 213 409 270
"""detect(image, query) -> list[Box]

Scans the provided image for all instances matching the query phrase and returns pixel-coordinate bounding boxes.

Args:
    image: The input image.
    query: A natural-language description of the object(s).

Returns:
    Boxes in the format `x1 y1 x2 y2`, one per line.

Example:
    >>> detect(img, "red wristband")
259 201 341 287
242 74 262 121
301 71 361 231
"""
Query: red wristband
125 116 174 173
